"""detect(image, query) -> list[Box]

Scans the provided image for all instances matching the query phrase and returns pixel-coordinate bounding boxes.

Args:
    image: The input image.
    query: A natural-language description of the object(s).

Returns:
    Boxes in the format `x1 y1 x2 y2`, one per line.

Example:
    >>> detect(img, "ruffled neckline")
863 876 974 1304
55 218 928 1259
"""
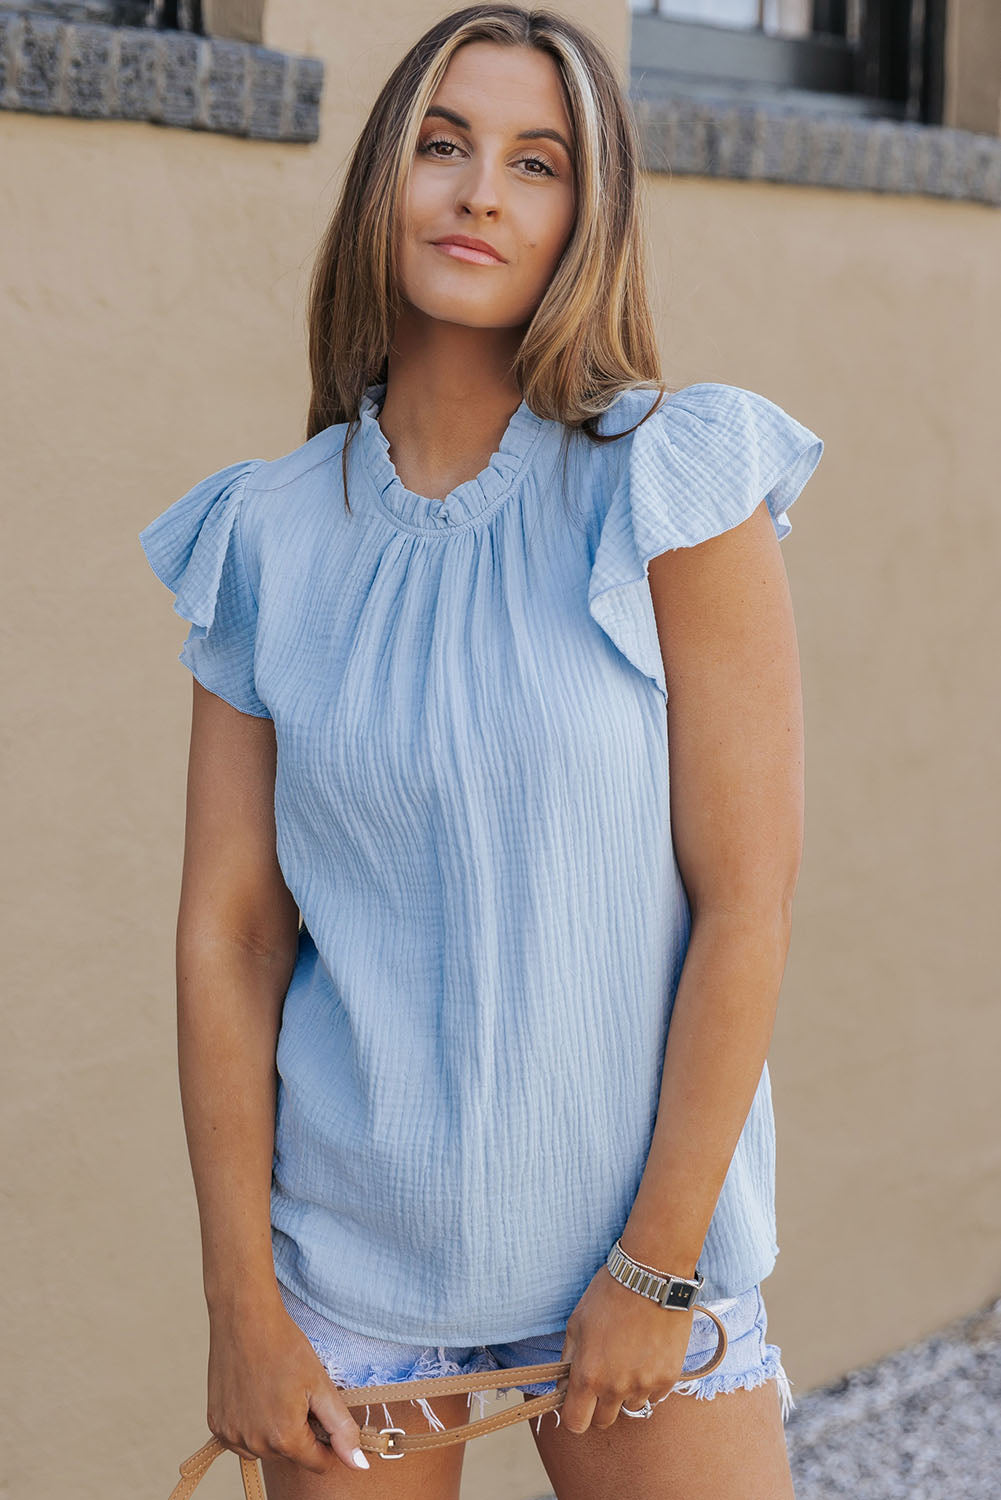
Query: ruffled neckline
356 381 546 533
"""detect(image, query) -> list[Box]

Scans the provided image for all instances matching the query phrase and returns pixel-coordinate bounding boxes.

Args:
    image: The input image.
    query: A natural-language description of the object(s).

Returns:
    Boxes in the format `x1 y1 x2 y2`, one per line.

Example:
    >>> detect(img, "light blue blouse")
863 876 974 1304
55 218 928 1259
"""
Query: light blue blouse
139 379 823 1344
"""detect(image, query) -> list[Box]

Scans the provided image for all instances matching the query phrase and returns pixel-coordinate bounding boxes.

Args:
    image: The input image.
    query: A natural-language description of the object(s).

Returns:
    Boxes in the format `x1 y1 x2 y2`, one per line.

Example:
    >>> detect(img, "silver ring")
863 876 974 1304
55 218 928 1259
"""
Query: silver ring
620 1399 654 1418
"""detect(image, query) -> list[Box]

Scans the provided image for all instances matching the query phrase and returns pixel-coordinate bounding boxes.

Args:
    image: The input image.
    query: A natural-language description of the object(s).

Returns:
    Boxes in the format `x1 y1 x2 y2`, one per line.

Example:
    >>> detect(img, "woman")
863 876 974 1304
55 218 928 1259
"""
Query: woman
139 6 824 1498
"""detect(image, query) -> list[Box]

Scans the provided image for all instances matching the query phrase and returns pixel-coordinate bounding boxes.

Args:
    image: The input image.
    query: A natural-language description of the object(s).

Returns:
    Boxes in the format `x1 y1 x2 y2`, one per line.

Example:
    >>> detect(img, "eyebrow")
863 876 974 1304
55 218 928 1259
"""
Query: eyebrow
422 105 573 159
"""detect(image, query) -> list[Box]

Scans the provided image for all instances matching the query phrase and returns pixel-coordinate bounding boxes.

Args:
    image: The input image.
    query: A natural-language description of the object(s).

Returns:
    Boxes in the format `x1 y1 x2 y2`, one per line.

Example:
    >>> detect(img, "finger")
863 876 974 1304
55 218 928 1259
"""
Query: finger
592 1393 630 1429
210 1428 263 1465
291 1427 365 1476
304 1411 342 1466
308 1389 370 1473
560 1386 597 1435
225 1442 260 1463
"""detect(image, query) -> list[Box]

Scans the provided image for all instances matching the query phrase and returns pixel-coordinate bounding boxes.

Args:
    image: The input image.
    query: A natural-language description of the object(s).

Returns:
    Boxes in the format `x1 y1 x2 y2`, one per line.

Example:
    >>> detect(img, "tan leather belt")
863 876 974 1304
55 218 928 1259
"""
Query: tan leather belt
167 1305 728 1491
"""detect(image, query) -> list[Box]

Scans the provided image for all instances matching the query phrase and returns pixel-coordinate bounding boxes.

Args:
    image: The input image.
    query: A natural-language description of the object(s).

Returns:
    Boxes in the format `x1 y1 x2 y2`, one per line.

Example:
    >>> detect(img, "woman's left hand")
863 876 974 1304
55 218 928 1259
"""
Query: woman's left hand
557 1265 694 1434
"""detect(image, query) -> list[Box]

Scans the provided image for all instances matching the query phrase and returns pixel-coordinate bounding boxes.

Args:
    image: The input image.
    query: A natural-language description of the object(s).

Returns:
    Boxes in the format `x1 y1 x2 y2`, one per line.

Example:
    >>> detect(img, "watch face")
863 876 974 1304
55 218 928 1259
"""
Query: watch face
661 1281 694 1309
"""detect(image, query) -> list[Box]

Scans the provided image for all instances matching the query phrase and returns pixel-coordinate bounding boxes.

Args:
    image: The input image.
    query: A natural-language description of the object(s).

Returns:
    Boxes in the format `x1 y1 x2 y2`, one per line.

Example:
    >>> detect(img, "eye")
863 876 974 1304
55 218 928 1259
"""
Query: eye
417 135 558 178
418 134 465 160
519 153 557 178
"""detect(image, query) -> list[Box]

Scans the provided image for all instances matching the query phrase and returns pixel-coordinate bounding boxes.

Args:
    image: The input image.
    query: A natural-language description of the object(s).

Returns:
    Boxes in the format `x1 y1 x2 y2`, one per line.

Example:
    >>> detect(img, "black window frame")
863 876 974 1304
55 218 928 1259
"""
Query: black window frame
629 0 947 126
146 0 205 31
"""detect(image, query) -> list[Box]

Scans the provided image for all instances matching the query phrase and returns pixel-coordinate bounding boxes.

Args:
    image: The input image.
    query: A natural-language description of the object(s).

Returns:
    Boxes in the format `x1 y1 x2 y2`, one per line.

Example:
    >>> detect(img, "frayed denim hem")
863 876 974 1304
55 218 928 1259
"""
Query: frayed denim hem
670 1340 796 1423
315 1343 501 1430
285 1279 794 1436
519 1342 797 1437
315 1342 795 1437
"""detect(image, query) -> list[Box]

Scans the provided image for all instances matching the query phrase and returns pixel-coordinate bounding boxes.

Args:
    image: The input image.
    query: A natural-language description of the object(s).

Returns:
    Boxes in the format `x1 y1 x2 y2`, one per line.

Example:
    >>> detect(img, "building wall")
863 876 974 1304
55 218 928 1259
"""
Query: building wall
945 0 1001 135
2 2 999 1497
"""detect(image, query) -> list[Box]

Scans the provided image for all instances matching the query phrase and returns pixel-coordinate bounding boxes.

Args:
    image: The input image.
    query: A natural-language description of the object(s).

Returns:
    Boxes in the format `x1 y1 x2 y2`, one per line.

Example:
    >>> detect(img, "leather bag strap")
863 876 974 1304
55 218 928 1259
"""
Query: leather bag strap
166 1304 727 1483
167 1436 264 1500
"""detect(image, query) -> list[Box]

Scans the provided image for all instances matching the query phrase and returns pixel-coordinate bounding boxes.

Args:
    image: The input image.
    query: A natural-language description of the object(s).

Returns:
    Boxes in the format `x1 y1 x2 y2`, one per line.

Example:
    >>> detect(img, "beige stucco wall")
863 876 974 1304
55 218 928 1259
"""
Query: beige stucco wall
2 2 999 1498
945 0 1001 135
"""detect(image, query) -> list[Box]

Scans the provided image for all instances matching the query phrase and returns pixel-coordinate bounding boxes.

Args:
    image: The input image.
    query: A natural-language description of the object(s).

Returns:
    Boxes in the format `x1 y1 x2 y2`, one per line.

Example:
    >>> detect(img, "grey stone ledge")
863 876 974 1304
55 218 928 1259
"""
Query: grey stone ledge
632 90 1001 209
0 10 322 140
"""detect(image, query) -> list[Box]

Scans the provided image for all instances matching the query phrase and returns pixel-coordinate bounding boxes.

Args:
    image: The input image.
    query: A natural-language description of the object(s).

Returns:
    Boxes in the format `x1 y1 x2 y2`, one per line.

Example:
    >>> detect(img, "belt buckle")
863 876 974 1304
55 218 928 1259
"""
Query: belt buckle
378 1425 407 1459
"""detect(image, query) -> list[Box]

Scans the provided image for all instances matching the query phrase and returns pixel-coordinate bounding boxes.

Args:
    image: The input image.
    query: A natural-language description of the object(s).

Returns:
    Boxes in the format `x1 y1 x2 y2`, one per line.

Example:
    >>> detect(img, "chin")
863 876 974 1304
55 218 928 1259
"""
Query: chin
408 291 521 330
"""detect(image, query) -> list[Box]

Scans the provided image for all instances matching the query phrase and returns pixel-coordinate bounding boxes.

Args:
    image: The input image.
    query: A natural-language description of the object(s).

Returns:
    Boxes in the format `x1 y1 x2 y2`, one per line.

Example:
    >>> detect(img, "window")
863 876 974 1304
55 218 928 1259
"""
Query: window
629 0 946 126
644 1 812 28
145 1 264 44
148 0 204 31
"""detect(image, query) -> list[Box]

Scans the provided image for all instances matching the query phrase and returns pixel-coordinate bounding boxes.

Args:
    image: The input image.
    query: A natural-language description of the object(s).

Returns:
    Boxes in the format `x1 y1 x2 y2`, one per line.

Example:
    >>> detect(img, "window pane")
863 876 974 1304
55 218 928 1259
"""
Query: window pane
628 0 815 39
634 0 757 24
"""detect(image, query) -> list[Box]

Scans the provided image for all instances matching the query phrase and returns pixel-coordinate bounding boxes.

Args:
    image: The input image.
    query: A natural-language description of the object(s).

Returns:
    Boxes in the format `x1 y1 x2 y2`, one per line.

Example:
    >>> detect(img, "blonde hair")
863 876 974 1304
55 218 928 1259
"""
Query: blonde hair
304 3 670 512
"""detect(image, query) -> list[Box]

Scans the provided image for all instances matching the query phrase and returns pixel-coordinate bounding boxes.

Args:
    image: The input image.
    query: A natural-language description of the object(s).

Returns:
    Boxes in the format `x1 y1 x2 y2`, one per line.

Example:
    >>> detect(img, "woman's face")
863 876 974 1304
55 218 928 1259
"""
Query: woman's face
398 41 577 331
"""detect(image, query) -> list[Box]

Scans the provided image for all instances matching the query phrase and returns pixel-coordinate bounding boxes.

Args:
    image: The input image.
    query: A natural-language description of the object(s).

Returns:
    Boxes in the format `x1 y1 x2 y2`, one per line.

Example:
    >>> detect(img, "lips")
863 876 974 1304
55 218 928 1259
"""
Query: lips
432 236 506 265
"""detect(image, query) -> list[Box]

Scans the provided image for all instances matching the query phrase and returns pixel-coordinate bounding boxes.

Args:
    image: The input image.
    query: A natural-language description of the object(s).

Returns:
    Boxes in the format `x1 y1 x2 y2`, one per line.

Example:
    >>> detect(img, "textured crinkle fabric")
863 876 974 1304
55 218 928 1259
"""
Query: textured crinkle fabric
138 380 824 1345
588 383 825 701
138 457 272 719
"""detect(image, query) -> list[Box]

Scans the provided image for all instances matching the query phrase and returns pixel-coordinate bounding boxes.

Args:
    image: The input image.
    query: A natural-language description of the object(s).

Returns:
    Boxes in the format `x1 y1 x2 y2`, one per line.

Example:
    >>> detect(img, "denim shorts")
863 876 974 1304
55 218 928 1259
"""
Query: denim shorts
276 1278 794 1434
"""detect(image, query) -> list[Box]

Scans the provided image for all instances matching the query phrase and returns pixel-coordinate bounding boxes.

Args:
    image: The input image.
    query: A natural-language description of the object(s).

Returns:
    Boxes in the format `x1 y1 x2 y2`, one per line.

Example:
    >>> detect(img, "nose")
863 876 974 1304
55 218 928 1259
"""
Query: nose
454 154 503 219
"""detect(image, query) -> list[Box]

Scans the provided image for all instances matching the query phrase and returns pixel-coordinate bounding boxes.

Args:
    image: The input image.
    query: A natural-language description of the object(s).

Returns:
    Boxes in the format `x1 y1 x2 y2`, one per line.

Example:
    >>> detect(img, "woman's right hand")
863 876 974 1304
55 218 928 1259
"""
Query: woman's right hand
206 1293 371 1475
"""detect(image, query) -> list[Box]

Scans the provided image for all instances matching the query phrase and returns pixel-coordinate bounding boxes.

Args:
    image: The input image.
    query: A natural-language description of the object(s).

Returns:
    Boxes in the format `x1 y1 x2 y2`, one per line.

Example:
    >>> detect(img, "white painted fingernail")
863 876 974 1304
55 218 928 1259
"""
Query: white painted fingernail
352 1447 370 1469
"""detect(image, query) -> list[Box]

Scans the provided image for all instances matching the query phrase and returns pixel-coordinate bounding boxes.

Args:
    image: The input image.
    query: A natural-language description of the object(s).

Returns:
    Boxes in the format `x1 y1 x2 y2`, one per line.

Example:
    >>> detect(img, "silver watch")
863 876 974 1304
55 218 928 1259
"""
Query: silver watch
605 1238 705 1310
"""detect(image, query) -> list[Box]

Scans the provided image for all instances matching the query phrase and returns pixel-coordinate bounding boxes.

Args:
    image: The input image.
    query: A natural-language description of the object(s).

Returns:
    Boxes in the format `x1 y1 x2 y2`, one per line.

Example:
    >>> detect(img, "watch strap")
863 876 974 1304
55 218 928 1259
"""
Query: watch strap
605 1238 706 1311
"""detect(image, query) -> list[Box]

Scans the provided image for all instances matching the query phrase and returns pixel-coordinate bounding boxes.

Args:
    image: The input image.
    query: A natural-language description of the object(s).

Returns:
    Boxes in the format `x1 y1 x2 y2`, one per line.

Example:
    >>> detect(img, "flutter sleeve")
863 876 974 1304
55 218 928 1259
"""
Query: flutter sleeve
138 457 271 719
587 383 824 701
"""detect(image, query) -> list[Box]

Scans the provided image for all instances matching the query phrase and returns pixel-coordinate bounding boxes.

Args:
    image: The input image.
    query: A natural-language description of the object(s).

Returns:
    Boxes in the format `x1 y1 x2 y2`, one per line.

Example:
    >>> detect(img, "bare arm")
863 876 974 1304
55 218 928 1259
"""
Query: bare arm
176 681 369 1475
177 680 299 1314
619 498 804 1273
